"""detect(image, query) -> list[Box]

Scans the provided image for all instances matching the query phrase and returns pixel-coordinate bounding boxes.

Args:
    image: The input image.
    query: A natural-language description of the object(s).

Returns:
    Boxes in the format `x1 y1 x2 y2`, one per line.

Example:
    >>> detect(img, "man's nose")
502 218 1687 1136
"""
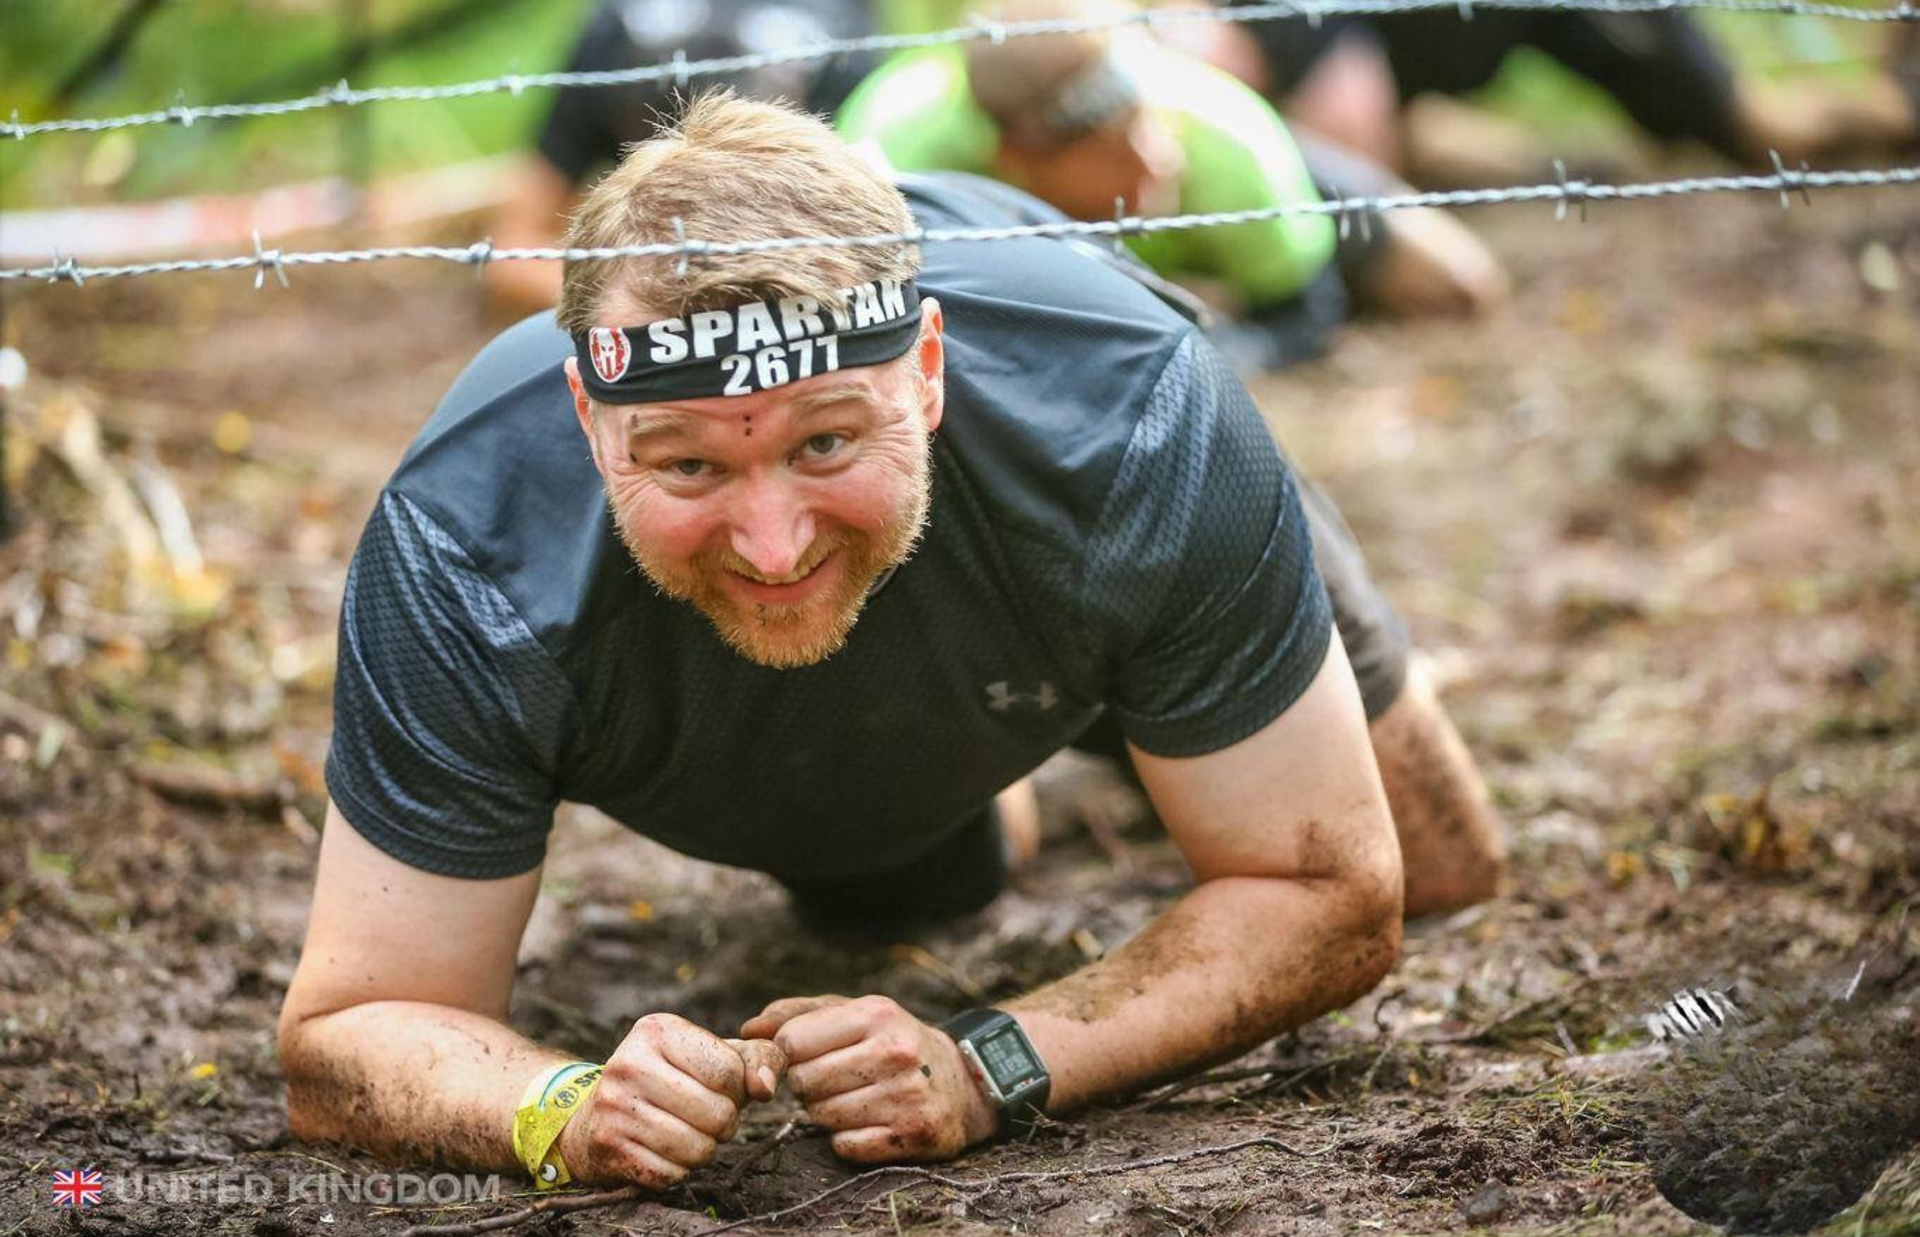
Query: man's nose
727 474 817 577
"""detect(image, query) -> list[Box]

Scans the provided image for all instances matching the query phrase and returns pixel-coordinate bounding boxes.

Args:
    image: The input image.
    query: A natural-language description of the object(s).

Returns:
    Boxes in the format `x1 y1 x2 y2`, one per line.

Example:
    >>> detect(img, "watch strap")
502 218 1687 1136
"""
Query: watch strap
941 1007 1050 1137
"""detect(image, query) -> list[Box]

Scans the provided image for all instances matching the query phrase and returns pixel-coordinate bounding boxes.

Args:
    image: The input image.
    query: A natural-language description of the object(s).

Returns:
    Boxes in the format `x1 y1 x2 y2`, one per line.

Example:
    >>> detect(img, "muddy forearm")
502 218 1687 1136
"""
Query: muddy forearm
281 999 574 1171
1006 874 1400 1112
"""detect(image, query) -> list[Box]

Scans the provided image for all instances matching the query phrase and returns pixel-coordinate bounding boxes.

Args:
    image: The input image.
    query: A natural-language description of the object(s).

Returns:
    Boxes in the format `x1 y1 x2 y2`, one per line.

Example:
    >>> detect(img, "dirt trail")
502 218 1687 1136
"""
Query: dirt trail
2 187 1917 1235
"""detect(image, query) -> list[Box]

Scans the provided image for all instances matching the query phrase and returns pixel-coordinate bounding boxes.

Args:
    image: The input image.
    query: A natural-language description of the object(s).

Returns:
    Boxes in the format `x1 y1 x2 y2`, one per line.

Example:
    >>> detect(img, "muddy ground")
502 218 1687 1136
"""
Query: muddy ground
2 177 1918 1237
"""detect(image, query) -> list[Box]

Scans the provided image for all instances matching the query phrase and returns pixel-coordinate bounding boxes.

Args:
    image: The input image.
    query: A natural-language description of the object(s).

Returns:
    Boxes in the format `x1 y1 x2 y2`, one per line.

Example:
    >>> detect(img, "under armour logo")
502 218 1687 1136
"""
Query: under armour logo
986 681 1059 712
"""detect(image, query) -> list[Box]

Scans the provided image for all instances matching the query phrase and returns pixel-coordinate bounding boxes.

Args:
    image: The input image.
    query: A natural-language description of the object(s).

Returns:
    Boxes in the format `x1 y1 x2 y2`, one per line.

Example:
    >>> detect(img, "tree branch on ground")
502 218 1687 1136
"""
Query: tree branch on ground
397 1134 1315 1237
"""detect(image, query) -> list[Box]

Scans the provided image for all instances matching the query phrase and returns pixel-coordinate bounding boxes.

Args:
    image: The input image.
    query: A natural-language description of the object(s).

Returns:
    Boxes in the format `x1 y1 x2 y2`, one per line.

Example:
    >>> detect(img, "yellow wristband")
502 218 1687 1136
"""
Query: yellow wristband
512 1061 602 1190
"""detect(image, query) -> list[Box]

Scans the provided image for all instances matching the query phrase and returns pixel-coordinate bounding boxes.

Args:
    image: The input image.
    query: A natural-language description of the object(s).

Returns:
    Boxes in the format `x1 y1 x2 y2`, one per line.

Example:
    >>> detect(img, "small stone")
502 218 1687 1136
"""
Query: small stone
1461 1179 1508 1225
1859 241 1902 294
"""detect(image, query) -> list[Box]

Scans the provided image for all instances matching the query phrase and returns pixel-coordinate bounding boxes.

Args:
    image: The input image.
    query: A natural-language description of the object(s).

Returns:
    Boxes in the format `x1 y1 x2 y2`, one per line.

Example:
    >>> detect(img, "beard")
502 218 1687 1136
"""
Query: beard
615 433 933 669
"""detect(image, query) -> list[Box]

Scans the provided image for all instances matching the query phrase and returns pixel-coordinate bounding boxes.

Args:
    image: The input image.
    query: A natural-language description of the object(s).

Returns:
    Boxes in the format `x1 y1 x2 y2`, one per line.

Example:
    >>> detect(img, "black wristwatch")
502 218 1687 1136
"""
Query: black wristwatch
942 1008 1051 1137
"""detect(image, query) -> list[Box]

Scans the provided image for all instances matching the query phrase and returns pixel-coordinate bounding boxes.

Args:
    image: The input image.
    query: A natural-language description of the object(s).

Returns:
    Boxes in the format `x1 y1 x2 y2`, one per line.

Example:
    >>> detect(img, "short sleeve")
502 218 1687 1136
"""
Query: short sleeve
1087 333 1333 756
325 492 576 878
834 48 999 175
1120 48 1335 306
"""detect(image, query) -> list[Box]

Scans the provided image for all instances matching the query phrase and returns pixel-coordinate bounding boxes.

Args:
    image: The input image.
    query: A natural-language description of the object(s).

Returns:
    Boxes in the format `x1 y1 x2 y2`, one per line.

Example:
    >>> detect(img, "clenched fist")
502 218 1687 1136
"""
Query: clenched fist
741 995 998 1163
557 1012 787 1187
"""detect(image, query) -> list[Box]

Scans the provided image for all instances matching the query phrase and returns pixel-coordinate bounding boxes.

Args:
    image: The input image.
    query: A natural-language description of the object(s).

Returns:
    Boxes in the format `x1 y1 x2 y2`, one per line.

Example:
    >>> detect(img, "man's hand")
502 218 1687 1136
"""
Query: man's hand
741 996 998 1163
558 1013 787 1187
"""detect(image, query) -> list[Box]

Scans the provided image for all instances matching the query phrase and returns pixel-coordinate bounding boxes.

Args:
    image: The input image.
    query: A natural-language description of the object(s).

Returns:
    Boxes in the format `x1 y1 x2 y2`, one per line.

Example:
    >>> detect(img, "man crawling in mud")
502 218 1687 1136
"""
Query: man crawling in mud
278 94 1506 1191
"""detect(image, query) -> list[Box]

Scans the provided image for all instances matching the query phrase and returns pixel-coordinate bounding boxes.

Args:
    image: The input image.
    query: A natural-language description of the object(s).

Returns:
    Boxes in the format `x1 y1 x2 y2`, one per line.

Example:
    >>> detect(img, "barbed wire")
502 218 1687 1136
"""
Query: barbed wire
5 0 1916 143
5 158 1915 288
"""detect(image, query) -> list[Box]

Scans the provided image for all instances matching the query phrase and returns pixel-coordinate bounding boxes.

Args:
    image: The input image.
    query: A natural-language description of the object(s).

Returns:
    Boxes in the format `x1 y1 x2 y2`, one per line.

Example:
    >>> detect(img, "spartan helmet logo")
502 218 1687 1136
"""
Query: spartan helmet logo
588 327 631 384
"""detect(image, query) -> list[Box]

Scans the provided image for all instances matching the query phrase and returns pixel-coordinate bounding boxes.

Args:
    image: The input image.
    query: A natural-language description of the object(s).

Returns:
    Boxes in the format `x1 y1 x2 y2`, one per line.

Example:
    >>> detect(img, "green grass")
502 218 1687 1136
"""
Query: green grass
0 0 587 206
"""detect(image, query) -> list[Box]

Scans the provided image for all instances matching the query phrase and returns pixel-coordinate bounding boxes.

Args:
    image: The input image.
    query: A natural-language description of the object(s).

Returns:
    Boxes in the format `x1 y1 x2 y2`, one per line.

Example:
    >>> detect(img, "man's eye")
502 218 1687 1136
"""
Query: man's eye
803 433 843 457
666 459 709 477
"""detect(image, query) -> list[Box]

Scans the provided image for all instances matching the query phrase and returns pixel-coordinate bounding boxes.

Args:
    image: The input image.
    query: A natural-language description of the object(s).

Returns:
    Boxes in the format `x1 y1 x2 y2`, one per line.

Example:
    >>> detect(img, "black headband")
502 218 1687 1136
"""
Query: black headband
574 278 922 404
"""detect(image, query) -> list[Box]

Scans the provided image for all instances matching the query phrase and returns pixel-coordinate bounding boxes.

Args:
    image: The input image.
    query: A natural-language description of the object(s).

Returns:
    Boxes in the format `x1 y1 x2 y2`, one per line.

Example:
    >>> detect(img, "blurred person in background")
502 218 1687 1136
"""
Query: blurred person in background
837 0 1510 375
1189 0 1918 180
483 0 884 318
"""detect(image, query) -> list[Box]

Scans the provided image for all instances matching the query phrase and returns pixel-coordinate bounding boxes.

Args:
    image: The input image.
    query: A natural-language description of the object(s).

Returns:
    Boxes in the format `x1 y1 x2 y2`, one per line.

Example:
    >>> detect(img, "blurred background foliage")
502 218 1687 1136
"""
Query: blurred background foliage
0 0 1898 208
0 0 585 205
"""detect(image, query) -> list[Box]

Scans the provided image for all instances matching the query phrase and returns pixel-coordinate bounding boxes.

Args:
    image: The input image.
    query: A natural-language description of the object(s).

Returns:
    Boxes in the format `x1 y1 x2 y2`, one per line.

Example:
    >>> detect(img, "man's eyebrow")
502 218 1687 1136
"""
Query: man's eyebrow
789 383 877 415
623 411 695 443
622 384 876 443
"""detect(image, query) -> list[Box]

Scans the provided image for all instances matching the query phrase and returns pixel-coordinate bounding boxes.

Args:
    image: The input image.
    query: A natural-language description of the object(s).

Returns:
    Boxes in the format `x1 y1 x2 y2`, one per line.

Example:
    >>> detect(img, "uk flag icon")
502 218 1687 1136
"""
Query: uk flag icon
51 1167 104 1207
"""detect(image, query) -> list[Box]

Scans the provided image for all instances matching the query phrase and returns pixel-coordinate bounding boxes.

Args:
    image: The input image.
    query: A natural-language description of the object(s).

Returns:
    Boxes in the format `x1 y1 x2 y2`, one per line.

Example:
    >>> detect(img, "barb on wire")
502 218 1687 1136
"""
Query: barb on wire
461 238 495 279
1553 158 1592 221
671 217 691 278
1769 148 1816 207
3 161 1917 287
4 0 1914 143
250 230 289 289
45 254 85 287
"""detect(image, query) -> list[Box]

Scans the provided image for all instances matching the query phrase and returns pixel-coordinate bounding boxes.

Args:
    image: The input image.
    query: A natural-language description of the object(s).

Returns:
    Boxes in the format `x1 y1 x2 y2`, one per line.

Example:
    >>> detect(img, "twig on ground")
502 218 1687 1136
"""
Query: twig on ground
397 1134 1313 1236
0 688 79 746
697 1134 1311 1236
722 1119 803 1191
139 1146 235 1165
281 802 321 847
130 761 287 815
1126 1064 1290 1112
887 944 987 1003
1423 980 1600 1048
1078 809 1136 872
395 1185 643 1237
1358 1038 1401 1093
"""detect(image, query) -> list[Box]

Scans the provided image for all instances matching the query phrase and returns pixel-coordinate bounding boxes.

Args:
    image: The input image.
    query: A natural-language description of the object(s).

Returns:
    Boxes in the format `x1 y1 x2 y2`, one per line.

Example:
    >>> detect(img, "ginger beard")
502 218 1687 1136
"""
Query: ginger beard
611 409 934 669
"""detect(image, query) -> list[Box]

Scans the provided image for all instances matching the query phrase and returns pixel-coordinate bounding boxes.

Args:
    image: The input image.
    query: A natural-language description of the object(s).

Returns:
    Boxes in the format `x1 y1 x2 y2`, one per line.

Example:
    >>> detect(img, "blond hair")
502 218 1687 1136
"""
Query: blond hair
556 92 921 333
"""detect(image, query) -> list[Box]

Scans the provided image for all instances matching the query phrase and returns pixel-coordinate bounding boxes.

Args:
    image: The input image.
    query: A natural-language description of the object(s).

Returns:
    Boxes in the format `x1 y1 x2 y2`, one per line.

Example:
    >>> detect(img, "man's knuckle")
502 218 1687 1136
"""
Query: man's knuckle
856 994 900 1021
704 1099 741 1137
634 1013 675 1041
880 1033 920 1068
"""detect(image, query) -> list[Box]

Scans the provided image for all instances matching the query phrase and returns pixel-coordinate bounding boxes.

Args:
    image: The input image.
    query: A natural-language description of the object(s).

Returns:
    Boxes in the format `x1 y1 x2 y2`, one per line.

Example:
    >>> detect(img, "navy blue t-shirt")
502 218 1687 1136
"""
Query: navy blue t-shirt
325 174 1333 882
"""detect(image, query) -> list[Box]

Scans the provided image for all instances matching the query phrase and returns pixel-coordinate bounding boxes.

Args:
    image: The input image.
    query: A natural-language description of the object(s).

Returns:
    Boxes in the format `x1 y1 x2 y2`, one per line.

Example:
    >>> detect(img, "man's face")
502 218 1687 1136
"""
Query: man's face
567 298 945 669
1007 107 1185 222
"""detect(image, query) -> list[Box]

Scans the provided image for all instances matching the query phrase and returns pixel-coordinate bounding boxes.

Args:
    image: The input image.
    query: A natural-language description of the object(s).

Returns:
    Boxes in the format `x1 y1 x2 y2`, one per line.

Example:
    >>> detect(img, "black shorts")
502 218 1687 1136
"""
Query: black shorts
1233 3 1746 163
781 476 1409 928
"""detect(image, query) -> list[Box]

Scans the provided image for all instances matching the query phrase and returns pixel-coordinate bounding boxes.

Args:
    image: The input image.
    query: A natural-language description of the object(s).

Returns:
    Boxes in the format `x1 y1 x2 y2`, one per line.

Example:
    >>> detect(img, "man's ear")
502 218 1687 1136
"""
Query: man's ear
916 297 945 435
563 357 607 472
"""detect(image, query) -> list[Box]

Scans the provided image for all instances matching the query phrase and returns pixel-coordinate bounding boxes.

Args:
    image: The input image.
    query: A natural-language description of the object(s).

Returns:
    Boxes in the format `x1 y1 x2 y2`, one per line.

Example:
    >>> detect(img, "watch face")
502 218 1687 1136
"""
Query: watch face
978 1026 1040 1084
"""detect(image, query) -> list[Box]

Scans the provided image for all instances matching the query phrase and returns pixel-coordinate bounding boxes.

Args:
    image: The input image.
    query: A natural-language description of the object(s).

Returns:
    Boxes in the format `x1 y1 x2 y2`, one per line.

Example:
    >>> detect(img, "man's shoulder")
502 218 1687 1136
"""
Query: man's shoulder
380 313 626 654
1136 41 1292 152
905 176 1217 549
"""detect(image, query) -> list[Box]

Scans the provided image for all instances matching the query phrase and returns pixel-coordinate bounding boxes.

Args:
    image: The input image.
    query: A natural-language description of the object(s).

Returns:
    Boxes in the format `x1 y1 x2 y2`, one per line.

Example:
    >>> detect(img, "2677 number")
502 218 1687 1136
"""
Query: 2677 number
719 337 841 396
